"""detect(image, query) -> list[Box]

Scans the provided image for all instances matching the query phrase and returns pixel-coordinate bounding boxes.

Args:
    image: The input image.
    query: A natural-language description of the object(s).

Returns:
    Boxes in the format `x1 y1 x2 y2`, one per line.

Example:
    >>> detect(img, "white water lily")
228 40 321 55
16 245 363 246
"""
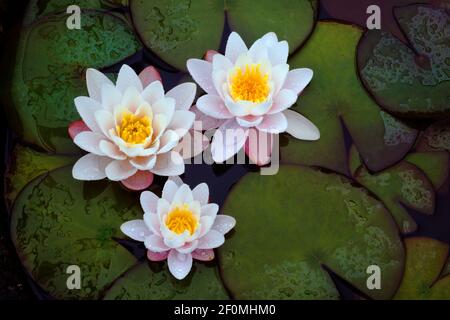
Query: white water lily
187 32 320 165
121 177 235 280
71 65 197 190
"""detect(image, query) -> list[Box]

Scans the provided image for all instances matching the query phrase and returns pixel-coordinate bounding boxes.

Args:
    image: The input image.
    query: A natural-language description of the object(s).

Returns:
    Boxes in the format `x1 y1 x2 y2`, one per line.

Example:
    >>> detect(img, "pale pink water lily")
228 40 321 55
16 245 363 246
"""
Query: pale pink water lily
70 65 198 190
121 177 236 280
187 32 320 165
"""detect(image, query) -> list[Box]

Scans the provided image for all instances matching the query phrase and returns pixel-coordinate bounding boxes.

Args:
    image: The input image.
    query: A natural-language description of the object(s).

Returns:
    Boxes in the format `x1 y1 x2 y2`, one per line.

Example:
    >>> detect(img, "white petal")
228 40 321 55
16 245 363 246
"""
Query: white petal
152 98 175 123
197 230 225 249
157 198 171 220
141 191 159 214
120 220 151 242
168 110 195 138
248 38 269 62
212 54 233 71
197 94 233 119
105 160 137 181
173 130 210 160
169 176 183 187
142 80 165 106
165 82 196 110
167 250 193 280
249 100 273 116
256 113 288 133
192 183 209 205
271 63 289 94
268 89 297 114
211 120 249 163
212 215 236 234
283 109 320 140
121 86 143 113
72 154 110 180
224 97 252 117
176 240 199 254
225 32 248 63
99 140 126 160
157 130 180 154
143 213 161 236
74 96 103 132
73 131 105 155
186 59 218 95
116 65 143 93
144 234 169 252
260 32 278 47
283 68 313 95
94 110 115 138
162 179 179 203
201 203 219 219
130 155 157 170
236 115 263 127
101 83 122 111
268 40 288 66
152 152 185 176
199 216 214 238
86 68 113 101
172 184 193 204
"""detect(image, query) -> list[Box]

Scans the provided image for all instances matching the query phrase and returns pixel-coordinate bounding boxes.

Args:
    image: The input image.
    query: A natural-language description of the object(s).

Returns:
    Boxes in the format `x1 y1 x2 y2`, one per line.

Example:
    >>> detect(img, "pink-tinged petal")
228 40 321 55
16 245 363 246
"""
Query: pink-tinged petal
101 83 122 111
236 115 263 128
268 40 288 66
120 220 151 242
225 32 248 63
211 119 248 163
140 190 159 213
99 140 126 160
145 234 170 252
152 151 185 176
268 89 297 114
212 54 233 71
224 97 251 117
176 240 198 254
73 131 105 155
197 230 225 249
256 112 288 134
192 183 209 205
121 86 143 113
94 110 115 138
283 68 313 95
72 154 110 181
167 250 193 280
168 110 195 138
105 160 137 181
130 155 157 171
172 184 193 204
283 109 320 140
212 215 236 234
147 250 169 262
116 64 143 93
186 59 218 95
192 249 214 261
142 81 165 106
271 63 289 94
86 68 113 101
157 130 179 154
121 171 154 191
191 106 224 130
204 49 219 63
249 100 273 116
143 212 161 236
245 129 273 166
197 94 233 119
68 120 90 140
201 203 219 219
74 96 103 132
173 130 210 160
162 179 178 202
152 97 175 122
139 66 162 88
199 216 214 238
166 82 196 111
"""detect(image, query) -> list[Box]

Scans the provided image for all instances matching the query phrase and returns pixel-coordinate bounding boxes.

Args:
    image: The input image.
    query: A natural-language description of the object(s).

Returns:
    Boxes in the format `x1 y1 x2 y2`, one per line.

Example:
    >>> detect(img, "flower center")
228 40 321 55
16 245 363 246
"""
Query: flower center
229 64 270 103
117 111 152 144
165 204 198 235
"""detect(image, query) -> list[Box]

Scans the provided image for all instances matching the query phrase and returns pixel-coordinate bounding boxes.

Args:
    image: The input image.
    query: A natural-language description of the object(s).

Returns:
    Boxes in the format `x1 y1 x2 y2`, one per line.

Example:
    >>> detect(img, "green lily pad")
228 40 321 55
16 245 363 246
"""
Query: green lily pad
415 119 450 152
358 4 450 118
218 165 404 300
6 10 140 154
282 22 417 175
130 0 317 71
104 262 229 300
4 144 76 209
405 152 449 189
11 167 142 299
394 237 450 300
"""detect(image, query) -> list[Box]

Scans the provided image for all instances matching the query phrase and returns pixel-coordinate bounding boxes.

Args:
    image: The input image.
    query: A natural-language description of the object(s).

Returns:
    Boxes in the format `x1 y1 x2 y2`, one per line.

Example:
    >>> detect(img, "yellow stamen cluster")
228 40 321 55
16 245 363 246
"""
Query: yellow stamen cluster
229 64 270 103
118 111 152 144
165 204 198 235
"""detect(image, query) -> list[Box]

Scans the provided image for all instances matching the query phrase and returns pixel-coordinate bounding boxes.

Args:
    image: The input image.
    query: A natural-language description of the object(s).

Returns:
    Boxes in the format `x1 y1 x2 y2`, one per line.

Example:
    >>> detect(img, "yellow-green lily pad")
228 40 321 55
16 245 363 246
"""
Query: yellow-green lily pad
130 0 317 71
11 167 141 299
104 262 229 300
218 165 404 299
282 22 417 174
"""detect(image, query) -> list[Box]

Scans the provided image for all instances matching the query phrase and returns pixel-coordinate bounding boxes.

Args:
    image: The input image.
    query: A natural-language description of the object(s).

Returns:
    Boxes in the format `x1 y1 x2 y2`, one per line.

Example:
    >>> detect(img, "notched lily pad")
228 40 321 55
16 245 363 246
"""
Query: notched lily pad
219 165 404 299
358 4 450 118
130 0 317 71
11 167 141 299
394 237 450 299
282 22 417 175
104 262 229 300
7 10 140 153
4 144 76 209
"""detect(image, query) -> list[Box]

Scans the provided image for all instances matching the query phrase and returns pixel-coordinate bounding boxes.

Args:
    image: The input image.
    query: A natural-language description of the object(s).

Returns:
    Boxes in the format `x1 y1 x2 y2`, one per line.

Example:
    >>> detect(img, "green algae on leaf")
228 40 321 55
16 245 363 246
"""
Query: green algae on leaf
218 165 404 300
405 152 449 190
394 237 450 300
358 4 450 118
130 0 317 71
282 22 417 175
415 119 450 152
7 10 141 154
4 144 76 209
11 167 141 299
104 262 229 300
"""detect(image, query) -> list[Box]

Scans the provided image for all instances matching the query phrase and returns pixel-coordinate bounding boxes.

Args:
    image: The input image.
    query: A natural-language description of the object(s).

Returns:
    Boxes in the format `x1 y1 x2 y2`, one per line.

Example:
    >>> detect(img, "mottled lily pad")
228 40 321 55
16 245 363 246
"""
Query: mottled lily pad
7 10 140 153
405 152 449 189
394 237 450 299
4 144 76 209
130 0 317 71
104 262 229 300
358 4 450 118
282 22 417 175
415 119 450 152
11 167 141 299
219 165 404 300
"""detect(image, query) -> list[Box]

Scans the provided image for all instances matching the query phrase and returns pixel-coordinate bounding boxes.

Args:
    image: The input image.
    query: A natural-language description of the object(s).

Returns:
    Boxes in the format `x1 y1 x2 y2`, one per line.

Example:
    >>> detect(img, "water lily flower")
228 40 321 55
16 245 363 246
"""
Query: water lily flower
120 177 236 280
70 65 197 190
187 32 320 165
